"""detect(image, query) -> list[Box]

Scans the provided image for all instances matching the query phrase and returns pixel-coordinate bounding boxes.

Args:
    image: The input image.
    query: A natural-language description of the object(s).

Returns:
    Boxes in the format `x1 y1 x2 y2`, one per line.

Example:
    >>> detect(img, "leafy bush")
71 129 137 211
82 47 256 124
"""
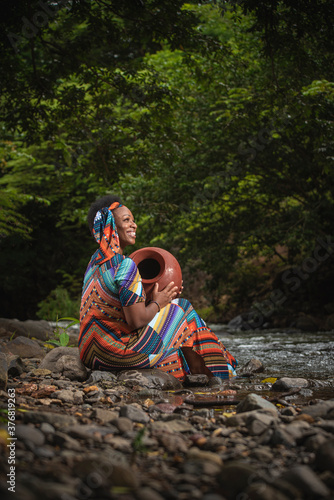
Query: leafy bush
36 287 80 322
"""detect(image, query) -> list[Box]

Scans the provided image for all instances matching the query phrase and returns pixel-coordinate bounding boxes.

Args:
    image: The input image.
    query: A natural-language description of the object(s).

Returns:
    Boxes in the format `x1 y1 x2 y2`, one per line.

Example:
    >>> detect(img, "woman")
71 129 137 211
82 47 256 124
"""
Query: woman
79 195 237 381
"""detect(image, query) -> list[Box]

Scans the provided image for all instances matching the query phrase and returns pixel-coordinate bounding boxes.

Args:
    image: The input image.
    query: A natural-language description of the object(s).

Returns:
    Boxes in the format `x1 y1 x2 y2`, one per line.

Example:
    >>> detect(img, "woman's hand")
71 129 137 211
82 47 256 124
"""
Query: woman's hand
123 281 179 331
151 281 179 309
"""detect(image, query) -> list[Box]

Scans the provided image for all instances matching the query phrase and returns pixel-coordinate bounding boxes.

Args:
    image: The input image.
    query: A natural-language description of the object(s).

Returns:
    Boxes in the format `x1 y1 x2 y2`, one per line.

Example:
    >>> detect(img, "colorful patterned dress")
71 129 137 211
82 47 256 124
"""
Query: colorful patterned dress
78 202 237 381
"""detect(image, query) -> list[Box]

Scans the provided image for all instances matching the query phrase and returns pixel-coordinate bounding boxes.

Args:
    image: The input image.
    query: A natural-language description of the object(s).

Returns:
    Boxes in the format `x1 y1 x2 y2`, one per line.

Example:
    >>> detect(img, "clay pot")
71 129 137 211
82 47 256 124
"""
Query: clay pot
129 247 182 301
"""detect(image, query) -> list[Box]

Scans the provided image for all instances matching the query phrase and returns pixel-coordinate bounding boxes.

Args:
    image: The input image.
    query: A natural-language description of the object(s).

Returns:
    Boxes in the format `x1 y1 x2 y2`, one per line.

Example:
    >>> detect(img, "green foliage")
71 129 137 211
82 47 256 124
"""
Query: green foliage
37 287 80 322
46 316 79 347
0 0 333 320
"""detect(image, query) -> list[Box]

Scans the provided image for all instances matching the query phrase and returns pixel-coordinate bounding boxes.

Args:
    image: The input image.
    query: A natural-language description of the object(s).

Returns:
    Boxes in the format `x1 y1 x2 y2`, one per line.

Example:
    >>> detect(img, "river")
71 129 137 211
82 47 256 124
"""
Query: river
213 327 334 380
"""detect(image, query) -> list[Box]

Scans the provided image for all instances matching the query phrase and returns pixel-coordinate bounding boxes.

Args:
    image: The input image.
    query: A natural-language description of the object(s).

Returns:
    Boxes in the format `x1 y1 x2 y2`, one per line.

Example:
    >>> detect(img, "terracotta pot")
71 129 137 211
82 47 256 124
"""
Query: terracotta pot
129 247 182 301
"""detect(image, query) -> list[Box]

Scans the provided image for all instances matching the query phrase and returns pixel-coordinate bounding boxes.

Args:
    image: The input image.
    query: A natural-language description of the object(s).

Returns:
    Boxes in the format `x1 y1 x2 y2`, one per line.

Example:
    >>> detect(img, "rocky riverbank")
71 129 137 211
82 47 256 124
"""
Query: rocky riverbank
0 321 334 500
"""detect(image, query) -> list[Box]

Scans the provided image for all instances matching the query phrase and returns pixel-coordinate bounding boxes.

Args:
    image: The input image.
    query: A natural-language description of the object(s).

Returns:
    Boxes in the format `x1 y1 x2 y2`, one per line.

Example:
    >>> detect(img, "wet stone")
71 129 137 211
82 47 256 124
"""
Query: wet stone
184 374 210 387
315 439 334 473
236 393 278 413
15 424 45 446
119 403 150 423
1 336 46 359
272 377 309 391
280 465 331 498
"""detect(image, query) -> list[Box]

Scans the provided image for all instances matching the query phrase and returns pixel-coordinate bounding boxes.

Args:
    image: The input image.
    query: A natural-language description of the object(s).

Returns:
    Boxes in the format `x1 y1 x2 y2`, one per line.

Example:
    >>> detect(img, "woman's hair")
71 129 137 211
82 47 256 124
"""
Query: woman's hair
87 194 123 234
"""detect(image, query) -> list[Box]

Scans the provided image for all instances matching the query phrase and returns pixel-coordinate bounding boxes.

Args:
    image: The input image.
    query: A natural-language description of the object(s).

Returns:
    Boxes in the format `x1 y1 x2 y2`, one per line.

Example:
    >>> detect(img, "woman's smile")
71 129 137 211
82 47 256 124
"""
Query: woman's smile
113 206 137 251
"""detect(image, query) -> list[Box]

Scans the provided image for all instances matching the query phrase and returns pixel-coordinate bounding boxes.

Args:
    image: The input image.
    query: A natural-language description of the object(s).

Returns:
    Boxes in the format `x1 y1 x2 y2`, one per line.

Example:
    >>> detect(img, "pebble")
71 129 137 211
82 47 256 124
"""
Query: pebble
0 340 333 500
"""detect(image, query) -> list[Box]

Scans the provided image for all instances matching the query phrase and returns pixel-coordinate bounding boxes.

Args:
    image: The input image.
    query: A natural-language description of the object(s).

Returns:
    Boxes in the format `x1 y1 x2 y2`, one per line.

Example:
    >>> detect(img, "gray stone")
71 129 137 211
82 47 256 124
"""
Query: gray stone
118 368 182 390
7 354 24 377
39 347 88 381
73 453 138 489
270 426 297 447
15 424 45 446
136 487 165 500
245 483 290 500
246 411 277 436
67 424 118 440
208 377 224 387
315 439 334 473
184 374 210 387
1 336 45 359
155 431 189 454
23 410 78 428
0 352 7 390
34 446 56 459
103 435 133 452
40 422 55 434
52 389 84 404
218 461 265 499
280 465 330 498
239 358 264 374
304 432 329 452
93 408 119 424
119 403 150 424
86 370 117 384
236 393 278 414
188 447 223 466
50 431 83 450
0 318 53 341
115 416 133 433
300 400 334 420
270 478 304 500
283 420 311 441
226 408 277 428
272 377 309 391
150 419 195 433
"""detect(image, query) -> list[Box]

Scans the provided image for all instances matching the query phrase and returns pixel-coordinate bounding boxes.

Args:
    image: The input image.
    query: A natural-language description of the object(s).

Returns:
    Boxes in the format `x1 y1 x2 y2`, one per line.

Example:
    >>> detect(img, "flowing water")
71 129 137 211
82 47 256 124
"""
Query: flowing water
212 327 334 401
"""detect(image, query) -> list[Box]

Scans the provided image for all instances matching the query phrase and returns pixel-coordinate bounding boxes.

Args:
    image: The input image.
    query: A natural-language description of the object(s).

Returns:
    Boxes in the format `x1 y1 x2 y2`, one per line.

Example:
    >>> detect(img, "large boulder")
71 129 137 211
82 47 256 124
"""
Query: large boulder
0 318 53 341
39 347 89 381
0 336 45 359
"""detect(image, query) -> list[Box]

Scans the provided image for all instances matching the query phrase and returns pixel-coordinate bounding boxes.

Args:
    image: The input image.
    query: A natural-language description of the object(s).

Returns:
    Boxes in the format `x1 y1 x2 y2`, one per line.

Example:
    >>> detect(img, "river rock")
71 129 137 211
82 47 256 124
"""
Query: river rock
245 483 290 500
315 439 334 473
39 346 88 381
7 354 24 376
23 410 78 428
93 408 119 424
15 424 45 446
236 393 278 413
218 461 265 499
245 411 278 435
239 358 264 375
119 403 150 424
279 464 330 498
0 352 7 389
0 318 53 340
1 336 45 359
52 389 84 404
272 377 309 391
184 374 210 386
117 368 182 390
299 400 334 420
86 370 117 384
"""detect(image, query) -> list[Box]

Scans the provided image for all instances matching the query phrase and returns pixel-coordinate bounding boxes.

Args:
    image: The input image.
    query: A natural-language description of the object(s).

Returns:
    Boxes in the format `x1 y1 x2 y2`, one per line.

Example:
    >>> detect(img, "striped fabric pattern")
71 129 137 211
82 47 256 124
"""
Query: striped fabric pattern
79 251 238 380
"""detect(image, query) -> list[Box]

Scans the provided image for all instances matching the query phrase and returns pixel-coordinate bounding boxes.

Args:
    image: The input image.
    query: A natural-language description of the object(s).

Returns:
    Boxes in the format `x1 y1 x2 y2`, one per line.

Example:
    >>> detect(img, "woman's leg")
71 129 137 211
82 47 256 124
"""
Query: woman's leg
175 298 238 379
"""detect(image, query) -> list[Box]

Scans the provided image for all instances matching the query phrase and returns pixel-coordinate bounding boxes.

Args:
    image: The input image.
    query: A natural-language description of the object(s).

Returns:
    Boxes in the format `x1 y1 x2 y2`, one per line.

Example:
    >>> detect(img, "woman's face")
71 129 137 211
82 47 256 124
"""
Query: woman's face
113 205 137 251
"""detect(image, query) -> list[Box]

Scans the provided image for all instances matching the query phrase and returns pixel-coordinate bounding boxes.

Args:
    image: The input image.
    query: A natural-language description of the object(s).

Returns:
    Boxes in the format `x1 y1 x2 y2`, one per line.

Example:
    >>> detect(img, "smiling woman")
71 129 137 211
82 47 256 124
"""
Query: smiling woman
79 195 238 381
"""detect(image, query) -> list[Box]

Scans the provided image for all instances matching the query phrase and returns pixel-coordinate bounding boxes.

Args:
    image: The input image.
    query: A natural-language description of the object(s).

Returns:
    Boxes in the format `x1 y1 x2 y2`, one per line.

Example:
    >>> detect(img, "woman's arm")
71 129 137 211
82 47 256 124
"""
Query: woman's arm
123 281 178 330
